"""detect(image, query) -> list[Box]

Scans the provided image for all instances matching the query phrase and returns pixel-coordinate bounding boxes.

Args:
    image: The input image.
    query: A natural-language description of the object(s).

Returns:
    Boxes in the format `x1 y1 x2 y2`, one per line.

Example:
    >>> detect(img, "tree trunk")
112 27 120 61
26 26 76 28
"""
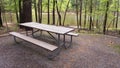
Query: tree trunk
47 0 50 24
103 1 109 34
34 0 38 22
96 0 99 29
56 0 61 26
22 0 32 22
76 0 79 29
38 0 42 23
19 0 23 23
89 0 92 30
19 0 32 23
14 0 19 23
62 0 70 26
19 0 32 30
116 0 119 30
52 0 55 25
112 12 116 28
0 7 3 27
40 0 42 23
84 0 87 28
79 0 82 27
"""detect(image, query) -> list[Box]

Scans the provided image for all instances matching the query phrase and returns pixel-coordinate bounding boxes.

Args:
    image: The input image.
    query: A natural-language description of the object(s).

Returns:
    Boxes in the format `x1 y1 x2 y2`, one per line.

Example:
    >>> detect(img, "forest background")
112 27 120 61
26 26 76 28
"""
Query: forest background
0 0 120 35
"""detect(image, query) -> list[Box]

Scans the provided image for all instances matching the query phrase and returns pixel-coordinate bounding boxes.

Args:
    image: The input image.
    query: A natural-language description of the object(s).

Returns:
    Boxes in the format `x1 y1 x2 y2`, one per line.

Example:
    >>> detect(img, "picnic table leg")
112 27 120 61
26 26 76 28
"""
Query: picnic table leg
32 29 34 37
64 35 73 48
58 34 60 46
32 29 40 37
56 34 62 55
13 36 20 43
25 29 28 36
40 30 42 35
63 34 67 49
48 34 61 60
14 36 17 43
68 35 73 48
47 31 58 42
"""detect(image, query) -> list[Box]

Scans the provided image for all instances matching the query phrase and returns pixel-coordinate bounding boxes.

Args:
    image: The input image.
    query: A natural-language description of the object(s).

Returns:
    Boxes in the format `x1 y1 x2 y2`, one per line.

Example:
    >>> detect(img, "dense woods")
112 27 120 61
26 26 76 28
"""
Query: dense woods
0 0 120 34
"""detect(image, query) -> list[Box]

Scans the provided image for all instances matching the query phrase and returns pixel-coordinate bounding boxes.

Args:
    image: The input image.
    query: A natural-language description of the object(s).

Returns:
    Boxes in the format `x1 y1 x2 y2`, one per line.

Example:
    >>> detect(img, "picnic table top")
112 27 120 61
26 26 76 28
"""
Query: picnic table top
20 22 74 34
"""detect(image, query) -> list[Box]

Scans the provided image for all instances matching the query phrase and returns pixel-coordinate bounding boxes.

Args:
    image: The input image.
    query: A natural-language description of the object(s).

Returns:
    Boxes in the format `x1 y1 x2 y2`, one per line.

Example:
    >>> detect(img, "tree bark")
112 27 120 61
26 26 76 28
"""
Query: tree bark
47 0 50 24
22 0 32 22
116 0 119 29
112 12 116 28
56 0 61 26
89 0 93 30
0 7 3 27
76 0 79 29
63 0 70 26
34 0 38 22
19 0 32 30
14 0 19 23
19 0 23 23
84 0 87 28
103 1 109 34
19 0 32 23
96 1 100 29
38 0 42 23
52 0 55 25
79 0 82 27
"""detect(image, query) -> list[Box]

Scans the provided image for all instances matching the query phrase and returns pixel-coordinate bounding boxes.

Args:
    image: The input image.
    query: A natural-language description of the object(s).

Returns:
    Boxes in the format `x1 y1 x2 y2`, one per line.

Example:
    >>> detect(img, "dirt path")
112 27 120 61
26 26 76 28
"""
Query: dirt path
0 34 120 68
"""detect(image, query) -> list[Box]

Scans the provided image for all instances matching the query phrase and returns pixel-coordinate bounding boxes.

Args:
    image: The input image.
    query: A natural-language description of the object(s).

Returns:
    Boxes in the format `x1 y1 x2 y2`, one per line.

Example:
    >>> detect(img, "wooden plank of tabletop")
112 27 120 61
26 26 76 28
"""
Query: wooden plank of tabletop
20 22 74 34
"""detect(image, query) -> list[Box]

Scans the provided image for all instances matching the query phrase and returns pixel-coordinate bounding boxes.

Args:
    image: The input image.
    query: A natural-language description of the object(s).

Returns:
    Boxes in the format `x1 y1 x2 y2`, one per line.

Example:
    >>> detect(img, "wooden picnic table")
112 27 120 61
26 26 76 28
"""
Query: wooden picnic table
10 22 76 59
20 22 75 48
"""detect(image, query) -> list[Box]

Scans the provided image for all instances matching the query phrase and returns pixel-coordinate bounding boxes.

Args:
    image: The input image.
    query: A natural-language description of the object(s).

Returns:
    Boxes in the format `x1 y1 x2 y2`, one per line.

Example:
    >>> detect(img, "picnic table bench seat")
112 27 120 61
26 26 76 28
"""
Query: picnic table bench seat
9 32 58 51
67 32 79 37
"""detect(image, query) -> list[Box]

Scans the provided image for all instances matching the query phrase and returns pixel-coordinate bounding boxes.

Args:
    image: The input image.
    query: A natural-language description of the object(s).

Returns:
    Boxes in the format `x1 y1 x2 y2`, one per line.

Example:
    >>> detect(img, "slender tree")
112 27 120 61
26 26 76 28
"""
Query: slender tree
0 7 3 27
63 0 70 26
115 0 119 29
40 0 42 23
14 0 19 23
89 0 93 30
75 0 79 29
0 0 3 27
103 0 109 34
47 0 50 24
34 0 38 22
19 0 23 23
52 0 55 25
112 12 116 28
38 0 42 23
56 0 61 26
84 0 87 28
96 0 100 29
79 0 82 28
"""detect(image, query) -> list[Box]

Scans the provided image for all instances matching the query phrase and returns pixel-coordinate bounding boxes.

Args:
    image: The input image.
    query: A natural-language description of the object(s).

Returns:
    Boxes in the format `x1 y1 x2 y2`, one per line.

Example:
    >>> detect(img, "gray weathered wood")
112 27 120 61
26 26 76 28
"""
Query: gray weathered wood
9 32 58 51
67 32 79 37
20 22 74 34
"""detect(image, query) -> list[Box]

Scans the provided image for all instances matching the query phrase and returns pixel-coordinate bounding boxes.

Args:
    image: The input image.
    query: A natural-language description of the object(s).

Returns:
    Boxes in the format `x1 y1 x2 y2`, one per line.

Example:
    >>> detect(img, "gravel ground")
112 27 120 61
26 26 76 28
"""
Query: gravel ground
0 34 120 68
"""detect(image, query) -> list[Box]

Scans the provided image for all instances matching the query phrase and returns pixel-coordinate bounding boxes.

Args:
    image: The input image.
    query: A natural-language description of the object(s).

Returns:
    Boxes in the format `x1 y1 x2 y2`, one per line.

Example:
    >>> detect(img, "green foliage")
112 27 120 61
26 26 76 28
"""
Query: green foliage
1 0 120 33
42 0 72 12
0 0 19 12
